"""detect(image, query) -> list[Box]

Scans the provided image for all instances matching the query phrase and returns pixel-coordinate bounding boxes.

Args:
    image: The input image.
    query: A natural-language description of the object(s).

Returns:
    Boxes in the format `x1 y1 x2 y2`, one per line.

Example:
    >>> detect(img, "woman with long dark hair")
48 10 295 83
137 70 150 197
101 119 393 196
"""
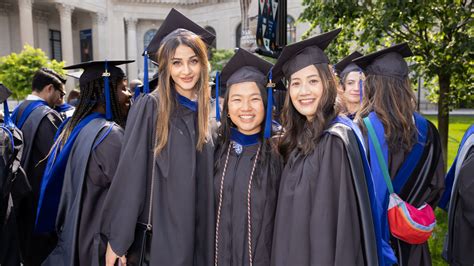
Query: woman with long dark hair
213 49 282 265
354 43 444 266
270 29 393 266
36 60 133 265
102 9 216 266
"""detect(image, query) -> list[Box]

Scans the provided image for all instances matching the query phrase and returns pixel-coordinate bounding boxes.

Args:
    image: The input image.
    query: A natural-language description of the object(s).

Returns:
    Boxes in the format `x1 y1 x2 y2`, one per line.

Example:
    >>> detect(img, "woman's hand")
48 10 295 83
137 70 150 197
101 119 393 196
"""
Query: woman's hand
106 242 127 266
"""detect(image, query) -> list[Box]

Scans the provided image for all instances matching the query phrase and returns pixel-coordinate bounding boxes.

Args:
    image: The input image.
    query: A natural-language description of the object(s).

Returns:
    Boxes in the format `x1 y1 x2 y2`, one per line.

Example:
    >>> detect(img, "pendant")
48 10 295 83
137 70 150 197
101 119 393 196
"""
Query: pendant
232 141 243 155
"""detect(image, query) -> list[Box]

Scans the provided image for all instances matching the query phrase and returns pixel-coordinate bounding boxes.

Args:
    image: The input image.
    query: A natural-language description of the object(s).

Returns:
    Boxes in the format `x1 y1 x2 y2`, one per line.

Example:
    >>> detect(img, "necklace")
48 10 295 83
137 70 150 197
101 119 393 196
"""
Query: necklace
214 143 261 266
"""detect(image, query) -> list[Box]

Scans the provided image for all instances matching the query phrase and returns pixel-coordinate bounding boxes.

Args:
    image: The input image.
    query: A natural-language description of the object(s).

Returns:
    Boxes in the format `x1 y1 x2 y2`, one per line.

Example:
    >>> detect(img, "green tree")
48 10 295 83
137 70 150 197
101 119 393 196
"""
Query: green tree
209 48 277 74
209 49 235 72
300 0 473 163
0 45 65 99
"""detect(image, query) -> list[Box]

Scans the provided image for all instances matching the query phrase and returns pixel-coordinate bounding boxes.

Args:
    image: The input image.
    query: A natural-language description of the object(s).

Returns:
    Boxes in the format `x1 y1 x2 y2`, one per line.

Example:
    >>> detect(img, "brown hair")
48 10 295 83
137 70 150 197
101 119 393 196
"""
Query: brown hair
278 63 340 160
357 74 417 152
153 29 210 154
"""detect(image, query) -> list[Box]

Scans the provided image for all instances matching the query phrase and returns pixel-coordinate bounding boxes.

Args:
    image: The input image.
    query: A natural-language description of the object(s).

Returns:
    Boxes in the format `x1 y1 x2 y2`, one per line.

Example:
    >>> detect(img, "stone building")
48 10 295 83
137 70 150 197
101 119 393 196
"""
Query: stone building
0 0 309 89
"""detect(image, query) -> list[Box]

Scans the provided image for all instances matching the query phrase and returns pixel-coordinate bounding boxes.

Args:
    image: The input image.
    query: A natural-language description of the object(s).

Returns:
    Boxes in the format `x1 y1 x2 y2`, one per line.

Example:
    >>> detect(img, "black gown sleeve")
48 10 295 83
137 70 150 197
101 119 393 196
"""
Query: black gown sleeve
424 122 445 207
458 147 474 226
35 112 62 159
101 95 156 256
309 135 363 265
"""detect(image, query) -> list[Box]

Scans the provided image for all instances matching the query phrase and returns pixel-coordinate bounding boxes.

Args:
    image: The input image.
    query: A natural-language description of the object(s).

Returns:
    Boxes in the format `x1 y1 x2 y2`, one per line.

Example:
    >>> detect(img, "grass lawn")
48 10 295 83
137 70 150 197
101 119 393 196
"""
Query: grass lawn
423 114 474 266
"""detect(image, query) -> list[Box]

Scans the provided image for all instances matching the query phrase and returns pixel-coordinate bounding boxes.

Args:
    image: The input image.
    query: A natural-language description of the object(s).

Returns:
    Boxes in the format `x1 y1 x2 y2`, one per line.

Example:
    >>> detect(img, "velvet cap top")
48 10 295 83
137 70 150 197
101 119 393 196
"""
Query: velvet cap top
272 28 341 82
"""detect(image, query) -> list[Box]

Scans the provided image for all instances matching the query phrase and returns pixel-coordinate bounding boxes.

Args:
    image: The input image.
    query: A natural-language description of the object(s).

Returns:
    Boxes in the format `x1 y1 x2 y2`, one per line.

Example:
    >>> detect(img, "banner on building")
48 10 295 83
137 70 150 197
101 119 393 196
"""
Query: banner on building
257 0 281 53
80 29 93 62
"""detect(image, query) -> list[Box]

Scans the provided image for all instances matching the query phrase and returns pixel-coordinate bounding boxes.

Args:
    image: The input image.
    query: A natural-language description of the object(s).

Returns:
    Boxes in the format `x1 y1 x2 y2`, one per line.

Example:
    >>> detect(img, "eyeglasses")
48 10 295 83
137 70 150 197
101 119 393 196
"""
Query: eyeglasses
57 90 66 97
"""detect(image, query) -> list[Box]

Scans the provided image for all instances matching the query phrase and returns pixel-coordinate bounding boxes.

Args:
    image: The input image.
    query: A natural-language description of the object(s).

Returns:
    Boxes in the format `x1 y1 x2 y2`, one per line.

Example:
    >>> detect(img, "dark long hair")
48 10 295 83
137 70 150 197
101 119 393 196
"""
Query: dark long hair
357 74 417 152
278 63 340 161
153 29 210 154
214 83 281 186
59 76 127 146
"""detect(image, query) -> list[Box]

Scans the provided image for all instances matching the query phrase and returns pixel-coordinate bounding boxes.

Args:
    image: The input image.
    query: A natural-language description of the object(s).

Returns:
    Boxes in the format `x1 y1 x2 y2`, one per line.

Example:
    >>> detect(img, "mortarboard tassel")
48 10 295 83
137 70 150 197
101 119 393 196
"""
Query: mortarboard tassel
133 84 141 100
215 72 221 121
264 69 274 139
103 61 113 120
143 51 150 94
359 69 363 103
3 100 14 128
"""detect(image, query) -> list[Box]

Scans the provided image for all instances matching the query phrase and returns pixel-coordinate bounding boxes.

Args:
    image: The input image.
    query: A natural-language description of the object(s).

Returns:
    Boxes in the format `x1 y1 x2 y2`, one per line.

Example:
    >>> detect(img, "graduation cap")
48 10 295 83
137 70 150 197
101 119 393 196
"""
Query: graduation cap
145 8 215 55
63 60 134 120
0 83 14 128
216 49 274 138
353 42 413 80
334 51 363 78
272 28 341 82
141 8 216 94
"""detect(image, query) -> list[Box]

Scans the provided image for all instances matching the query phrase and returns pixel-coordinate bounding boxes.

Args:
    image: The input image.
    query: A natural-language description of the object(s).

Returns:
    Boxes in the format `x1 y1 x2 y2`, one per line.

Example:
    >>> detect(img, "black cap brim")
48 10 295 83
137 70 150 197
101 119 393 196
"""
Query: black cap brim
273 28 341 82
64 60 134 85
353 43 413 70
219 49 273 94
144 8 216 56
0 83 12 103
334 51 363 76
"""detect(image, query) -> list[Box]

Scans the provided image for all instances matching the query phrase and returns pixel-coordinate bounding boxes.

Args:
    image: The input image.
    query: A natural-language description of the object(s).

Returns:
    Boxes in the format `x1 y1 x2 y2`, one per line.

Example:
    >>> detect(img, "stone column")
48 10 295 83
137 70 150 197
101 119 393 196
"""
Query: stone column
56 3 74 65
0 3 12 55
18 0 35 47
125 17 138 81
56 3 75 91
92 12 107 60
34 10 50 56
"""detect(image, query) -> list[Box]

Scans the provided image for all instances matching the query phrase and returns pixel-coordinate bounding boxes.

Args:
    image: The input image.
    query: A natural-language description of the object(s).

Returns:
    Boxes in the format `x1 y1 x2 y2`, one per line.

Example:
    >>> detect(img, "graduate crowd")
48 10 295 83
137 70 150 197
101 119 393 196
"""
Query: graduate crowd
0 8 473 266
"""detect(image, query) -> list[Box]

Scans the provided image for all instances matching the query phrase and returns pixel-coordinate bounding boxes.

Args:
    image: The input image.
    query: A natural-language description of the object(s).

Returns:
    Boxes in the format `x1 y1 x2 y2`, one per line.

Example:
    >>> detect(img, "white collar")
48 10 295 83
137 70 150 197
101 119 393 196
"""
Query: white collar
25 94 45 101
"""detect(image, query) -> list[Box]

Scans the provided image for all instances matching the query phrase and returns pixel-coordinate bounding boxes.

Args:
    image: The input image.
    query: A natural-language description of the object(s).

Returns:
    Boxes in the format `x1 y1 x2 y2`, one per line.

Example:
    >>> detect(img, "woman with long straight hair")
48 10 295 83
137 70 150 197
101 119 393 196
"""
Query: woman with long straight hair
213 49 282 265
354 43 444 266
36 60 133 266
270 29 394 266
102 9 216 266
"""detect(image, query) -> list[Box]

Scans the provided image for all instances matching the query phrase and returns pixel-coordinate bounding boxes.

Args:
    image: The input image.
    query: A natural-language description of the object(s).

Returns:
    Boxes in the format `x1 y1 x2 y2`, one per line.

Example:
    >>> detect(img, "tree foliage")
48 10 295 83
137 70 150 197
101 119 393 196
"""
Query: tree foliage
209 49 236 73
0 45 65 99
300 0 473 107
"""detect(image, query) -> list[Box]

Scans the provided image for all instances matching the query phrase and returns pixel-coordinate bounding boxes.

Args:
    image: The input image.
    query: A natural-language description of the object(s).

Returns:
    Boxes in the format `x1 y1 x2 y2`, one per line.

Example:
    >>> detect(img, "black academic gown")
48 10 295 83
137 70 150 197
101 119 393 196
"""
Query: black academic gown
447 144 474 265
271 123 376 266
214 141 282 266
383 121 445 266
101 92 215 266
14 100 62 266
42 119 123 266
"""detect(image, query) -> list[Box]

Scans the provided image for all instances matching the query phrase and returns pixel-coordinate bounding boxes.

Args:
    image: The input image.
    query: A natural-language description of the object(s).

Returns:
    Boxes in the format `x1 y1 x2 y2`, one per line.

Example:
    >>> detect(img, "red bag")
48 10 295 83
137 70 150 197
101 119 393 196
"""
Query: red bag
387 193 436 244
364 117 436 244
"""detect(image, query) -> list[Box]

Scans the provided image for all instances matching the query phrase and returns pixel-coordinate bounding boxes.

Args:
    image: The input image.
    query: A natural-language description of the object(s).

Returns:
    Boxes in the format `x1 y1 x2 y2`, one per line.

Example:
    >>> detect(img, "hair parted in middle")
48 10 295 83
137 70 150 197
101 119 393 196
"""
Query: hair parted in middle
278 63 341 160
153 29 210 154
